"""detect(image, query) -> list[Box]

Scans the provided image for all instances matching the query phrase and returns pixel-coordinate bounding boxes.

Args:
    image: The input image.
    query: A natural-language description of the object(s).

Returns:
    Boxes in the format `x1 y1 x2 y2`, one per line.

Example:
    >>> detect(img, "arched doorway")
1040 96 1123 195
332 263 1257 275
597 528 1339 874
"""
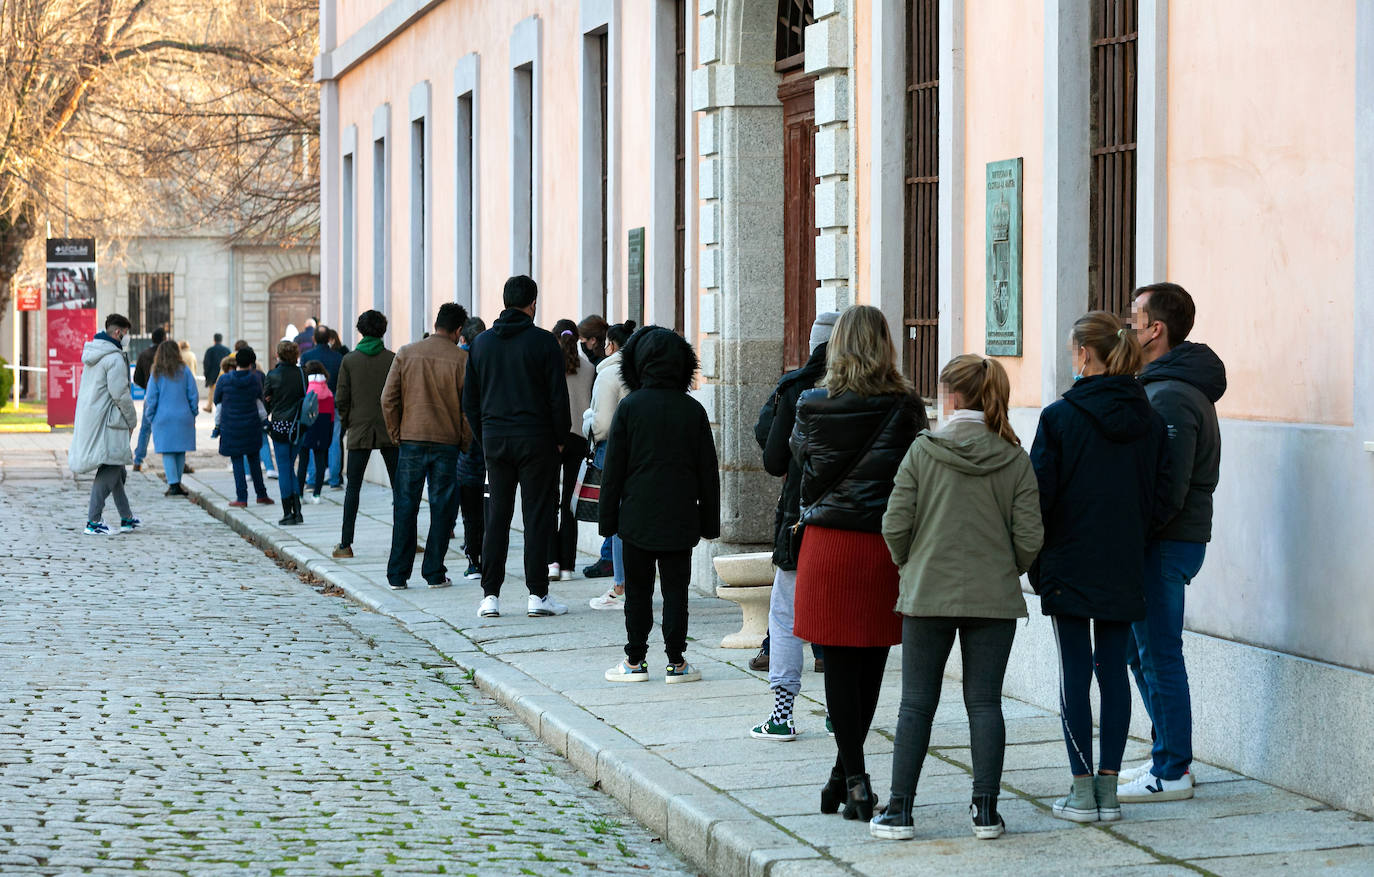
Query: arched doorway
268 274 321 347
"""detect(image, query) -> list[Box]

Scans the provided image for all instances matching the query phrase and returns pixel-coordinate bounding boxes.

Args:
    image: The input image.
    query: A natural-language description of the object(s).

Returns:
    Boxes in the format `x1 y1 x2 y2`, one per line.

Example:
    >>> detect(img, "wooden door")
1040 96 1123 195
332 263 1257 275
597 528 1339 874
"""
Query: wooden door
780 74 817 372
268 274 321 350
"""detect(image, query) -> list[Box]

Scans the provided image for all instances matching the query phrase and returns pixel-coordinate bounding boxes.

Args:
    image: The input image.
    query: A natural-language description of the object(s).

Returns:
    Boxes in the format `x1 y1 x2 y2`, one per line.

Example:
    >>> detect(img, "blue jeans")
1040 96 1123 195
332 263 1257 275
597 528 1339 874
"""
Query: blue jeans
593 442 624 585
260 433 275 473
387 441 459 588
162 452 186 485
306 416 344 487
134 415 153 464
1128 539 1207 781
230 455 268 502
271 436 300 499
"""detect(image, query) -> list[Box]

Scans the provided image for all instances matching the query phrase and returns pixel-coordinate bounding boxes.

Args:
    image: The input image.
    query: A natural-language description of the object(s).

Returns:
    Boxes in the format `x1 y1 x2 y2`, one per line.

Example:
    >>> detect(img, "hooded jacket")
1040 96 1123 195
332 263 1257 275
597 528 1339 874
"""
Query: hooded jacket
68 334 138 473
214 368 267 458
582 349 628 443
462 309 570 444
599 327 720 551
754 343 827 569
1029 374 1170 622
1139 341 1226 543
336 340 397 451
883 419 1042 619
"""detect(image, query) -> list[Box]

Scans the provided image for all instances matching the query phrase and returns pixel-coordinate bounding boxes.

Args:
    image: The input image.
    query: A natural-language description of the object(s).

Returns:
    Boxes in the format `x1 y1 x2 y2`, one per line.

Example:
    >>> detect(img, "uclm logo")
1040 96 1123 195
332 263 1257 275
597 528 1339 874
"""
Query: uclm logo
54 244 89 256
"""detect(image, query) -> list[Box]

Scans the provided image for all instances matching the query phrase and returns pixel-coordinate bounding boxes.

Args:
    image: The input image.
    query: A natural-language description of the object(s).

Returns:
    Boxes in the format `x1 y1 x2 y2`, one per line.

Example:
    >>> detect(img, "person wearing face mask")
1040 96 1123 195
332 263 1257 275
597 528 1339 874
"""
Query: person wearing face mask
70 314 141 535
1029 311 1170 826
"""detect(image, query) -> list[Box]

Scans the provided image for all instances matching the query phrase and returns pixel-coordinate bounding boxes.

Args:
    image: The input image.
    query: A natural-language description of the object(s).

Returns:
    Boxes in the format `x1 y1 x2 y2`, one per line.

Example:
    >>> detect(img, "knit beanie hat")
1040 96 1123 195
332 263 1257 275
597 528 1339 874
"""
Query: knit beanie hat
809 311 841 354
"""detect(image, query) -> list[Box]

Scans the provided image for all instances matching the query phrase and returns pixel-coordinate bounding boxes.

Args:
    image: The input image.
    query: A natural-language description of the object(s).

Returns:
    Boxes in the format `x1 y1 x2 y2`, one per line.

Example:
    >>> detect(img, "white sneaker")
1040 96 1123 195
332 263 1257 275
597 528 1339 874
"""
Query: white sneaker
547 563 561 581
588 588 625 610
528 593 568 617
266 470 278 479
1118 759 1155 783
478 595 500 618
559 570 574 581
310 494 322 504
1117 770 1195 803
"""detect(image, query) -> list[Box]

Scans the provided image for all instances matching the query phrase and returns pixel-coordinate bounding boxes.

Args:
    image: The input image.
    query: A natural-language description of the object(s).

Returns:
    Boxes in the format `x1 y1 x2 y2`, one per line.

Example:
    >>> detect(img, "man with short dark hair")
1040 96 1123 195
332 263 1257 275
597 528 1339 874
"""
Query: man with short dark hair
70 314 140 534
301 325 345 488
381 303 471 589
203 333 231 388
1118 282 1227 804
463 275 571 619
333 310 400 559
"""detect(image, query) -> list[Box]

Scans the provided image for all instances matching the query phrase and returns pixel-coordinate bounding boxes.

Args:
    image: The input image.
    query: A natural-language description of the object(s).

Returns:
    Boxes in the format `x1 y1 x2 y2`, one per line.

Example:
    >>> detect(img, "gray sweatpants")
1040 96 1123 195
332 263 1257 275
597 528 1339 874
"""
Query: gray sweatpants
88 464 133 522
767 568 807 695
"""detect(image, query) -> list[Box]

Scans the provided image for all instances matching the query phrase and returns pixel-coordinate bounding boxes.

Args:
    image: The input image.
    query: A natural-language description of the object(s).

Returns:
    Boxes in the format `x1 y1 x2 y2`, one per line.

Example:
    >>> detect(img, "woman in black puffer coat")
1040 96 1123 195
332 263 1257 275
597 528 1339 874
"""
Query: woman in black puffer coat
790 305 928 821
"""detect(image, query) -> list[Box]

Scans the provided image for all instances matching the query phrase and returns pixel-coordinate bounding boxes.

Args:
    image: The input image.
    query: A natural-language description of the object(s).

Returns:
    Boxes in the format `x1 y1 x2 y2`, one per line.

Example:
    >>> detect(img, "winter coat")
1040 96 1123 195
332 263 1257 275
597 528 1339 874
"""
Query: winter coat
582 350 629 444
68 334 138 473
599 327 720 551
462 309 570 445
178 347 198 373
790 388 928 533
336 342 396 451
883 418 1042 619
143 366 199 454
1029 374 1170 622
300 344 344 393
132 345 157 390
565 351 596 439
263 362 306 422
381 334 470 448
754 343 827 570
202 343 231 386
1139 342 1226 543
214 369 266 457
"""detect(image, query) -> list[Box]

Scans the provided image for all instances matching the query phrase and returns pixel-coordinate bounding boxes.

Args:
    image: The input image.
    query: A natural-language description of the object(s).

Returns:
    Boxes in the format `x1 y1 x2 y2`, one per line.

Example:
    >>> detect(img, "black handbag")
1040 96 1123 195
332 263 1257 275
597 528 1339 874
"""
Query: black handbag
573 452 603 523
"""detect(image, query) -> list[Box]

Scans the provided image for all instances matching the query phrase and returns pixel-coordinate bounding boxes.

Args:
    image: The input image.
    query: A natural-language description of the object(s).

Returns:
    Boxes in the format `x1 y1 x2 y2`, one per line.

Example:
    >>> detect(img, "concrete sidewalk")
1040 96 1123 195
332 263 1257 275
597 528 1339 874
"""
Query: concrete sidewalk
180 463 1374 877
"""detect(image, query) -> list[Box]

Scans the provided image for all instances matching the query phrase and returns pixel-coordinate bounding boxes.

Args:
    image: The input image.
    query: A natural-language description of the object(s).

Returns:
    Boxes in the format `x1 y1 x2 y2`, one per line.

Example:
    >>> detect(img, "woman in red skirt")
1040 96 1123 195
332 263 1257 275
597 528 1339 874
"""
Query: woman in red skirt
790 305 927 820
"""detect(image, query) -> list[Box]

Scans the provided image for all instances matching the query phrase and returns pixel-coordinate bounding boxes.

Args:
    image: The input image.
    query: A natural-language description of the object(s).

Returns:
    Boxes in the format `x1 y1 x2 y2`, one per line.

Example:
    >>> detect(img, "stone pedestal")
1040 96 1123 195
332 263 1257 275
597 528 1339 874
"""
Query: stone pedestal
712 551 774 649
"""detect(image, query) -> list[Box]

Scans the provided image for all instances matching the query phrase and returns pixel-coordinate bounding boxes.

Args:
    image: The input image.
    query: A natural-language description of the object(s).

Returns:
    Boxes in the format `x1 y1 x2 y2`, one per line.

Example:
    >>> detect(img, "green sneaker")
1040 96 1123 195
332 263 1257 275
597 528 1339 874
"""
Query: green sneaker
749 717 798 741
1052 775 1099 823
1094 774 1121 822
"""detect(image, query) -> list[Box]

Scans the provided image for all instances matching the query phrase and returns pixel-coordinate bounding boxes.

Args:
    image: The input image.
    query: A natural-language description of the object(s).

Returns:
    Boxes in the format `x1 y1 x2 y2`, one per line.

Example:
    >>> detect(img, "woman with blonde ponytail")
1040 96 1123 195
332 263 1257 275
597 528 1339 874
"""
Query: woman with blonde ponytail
871 354 1043 842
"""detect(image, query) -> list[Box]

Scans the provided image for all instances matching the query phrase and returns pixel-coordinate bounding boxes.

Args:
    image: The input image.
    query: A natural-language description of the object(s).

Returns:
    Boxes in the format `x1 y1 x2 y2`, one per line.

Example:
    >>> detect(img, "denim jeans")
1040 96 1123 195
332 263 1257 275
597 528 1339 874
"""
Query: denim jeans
163 452 186 485
1128 539 1207 781
134 414 153 464
230 455 268 502
260 433 276 473
593 441 624 584
387 441 459 588
271 436 300 499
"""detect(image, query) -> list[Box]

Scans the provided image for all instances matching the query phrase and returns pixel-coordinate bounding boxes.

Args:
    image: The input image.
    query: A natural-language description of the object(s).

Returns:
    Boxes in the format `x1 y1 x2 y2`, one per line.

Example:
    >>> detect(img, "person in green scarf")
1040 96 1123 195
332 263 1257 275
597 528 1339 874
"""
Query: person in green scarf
332 310 400 558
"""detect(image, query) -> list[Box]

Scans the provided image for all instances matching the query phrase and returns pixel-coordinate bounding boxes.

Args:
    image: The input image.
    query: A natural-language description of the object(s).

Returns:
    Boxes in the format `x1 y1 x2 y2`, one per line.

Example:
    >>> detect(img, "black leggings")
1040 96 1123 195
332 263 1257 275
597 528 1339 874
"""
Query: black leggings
822 645 890 779
548 434 589 568
1053 616 1131 776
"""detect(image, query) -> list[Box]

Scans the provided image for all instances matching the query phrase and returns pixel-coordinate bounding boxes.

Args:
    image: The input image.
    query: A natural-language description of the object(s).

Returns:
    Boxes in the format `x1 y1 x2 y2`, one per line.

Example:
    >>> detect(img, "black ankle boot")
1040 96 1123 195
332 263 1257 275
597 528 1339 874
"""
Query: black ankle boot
819 766 846 814
970 794 1005 839
291 494 304 524
841 774 874 821
868 794 915 840
278 496 295 525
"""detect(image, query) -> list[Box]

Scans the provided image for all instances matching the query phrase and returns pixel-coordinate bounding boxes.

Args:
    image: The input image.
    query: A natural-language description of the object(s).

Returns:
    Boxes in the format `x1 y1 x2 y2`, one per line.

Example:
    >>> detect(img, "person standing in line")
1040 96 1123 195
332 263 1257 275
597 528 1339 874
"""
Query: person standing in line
790 305 927 822
1118 283 1226 803
131 326 167 472
215 347 274 507
748 311 838 740
202 333 230 413
70 314 141 535
296 361 336 504
463 276 570 619
548 319 596 582
142 340 200 497
455 316 488 579
583 321 636 607
577 314 609 366
332 310 399 559
381 302 470 590
294 318 317 354
264 339 308 525
870 354 1043 842
600 326 720 683
1031 311 1169 825
301 324 345 490
328 327 349 355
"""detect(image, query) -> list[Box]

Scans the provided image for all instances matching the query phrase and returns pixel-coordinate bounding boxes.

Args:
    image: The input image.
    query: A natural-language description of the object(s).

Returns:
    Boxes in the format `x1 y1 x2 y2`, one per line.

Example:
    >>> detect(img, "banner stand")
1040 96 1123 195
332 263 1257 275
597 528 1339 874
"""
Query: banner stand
45 238 97 427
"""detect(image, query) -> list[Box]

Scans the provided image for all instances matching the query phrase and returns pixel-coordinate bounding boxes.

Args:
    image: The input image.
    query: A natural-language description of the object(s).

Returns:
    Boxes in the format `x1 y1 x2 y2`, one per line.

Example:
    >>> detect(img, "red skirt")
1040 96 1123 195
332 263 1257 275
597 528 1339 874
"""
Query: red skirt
793 525 903 648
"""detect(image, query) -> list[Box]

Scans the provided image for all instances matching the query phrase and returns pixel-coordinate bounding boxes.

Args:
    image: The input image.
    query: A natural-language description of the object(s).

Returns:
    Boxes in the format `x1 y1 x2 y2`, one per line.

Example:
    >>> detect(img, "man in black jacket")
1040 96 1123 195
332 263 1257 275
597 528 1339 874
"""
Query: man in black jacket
1119 282 1227 804
463 275 570 619
202 334 231 388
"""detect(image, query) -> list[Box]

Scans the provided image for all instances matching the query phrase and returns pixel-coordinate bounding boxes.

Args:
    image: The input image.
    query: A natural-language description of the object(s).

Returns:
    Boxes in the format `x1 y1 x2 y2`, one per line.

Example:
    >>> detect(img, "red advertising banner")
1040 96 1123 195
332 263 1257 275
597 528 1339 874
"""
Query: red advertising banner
16 285 41 311
46 238 98 427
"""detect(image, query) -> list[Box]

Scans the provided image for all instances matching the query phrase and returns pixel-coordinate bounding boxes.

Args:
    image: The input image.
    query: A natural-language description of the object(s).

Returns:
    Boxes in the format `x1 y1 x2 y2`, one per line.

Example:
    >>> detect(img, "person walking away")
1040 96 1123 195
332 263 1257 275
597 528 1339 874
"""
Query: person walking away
333 310 400 558
749 312 838 740
131 326 167 471
202 333 230 412
870 355 1042 841
209 354 235 432
264 340 308 525
142 340 199 497
1117 283 1226 803
381 302 470 590
582 321 636 590
177 340 197 372
548 319 596 581
578 314 610 365
296 361 335 504
600 327 720 683
215 347 274 507
301 324 345 489
462 276 571 618
456 317 488 578
790 305 927 822
70 314 141 534
328 327 349 355
1031 311 1169 825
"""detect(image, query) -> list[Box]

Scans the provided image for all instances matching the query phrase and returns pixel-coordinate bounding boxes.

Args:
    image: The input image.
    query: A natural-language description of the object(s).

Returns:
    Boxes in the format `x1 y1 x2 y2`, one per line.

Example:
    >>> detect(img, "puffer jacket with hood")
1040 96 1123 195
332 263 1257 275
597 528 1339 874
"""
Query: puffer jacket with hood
790 388 928 533
462 308 570 444
599 327 720 552
582 349 628 444
754 343 827 569
883 418 1043 619
1029 374 1170 621
68 333 138 473
1139 341 1226 543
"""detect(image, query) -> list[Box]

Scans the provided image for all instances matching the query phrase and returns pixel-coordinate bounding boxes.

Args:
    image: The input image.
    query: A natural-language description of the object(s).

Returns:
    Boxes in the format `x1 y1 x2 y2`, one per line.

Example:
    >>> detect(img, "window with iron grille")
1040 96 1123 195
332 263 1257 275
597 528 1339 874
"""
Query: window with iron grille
1089 0 1138 317
127 273 173 337
904 0 939 400
775 0 814 70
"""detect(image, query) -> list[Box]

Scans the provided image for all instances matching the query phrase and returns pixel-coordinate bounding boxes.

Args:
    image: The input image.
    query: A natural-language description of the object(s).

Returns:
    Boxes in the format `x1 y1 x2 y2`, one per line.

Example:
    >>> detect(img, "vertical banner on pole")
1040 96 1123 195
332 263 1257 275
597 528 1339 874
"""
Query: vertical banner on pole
45 238 97 427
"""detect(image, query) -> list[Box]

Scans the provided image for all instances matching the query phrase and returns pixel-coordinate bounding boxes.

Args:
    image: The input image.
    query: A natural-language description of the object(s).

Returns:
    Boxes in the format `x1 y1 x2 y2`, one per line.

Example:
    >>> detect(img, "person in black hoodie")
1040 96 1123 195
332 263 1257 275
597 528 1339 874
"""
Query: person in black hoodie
463 275 571 619
1031 311 1169 826
1117 282 1226 804
600 326 720 684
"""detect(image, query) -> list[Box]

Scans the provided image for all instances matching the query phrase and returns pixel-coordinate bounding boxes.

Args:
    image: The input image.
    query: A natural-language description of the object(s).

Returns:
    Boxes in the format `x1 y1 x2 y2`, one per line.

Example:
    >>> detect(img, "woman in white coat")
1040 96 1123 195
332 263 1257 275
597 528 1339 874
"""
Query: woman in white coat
583 320 636 609
69 314 140 534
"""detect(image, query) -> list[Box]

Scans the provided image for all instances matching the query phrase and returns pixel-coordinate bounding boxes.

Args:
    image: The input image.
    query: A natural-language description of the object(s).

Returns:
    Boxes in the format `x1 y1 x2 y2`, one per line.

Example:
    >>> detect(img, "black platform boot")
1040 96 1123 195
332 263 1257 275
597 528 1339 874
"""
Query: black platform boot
970 794 1005 839
841 774 874 821
869 794 915 839
278 496 295 526
291 494 304 524
819 765 846 814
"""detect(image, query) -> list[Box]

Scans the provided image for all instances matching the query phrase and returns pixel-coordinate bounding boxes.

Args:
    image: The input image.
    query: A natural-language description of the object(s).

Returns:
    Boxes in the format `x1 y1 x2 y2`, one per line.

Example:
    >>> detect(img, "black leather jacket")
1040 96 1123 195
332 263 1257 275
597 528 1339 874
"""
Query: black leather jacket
790 388 927 533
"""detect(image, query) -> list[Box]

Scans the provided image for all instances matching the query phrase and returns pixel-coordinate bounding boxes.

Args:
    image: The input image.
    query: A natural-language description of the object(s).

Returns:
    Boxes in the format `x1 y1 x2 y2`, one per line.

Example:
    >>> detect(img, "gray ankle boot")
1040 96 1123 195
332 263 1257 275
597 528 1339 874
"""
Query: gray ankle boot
1052 775 1098 823
1095 774 1121 822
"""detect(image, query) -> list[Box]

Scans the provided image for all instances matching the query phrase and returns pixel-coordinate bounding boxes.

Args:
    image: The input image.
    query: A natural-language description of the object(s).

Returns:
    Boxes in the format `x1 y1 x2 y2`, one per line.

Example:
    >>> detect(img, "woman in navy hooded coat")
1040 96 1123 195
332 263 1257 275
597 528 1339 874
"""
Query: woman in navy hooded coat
215 347 273 506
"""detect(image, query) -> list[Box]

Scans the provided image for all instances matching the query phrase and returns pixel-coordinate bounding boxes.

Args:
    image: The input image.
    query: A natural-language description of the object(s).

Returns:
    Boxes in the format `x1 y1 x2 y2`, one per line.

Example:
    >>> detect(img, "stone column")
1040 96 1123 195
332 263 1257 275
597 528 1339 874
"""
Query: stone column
806 0 854 313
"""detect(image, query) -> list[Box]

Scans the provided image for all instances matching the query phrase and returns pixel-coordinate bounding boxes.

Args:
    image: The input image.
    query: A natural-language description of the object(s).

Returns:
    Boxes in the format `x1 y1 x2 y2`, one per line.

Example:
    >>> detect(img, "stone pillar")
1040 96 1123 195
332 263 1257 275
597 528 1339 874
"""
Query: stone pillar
806 0 853 313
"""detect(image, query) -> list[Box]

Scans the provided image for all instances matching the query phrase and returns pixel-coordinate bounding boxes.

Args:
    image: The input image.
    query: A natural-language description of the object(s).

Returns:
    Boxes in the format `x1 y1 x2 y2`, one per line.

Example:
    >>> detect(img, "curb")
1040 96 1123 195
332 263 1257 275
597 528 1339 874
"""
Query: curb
181 473 825 877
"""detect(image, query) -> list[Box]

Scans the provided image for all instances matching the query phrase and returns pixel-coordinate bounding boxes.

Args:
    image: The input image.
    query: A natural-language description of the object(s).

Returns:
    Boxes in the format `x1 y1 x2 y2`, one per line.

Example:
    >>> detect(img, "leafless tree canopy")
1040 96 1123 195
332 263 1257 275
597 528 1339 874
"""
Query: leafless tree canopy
0 0 320 315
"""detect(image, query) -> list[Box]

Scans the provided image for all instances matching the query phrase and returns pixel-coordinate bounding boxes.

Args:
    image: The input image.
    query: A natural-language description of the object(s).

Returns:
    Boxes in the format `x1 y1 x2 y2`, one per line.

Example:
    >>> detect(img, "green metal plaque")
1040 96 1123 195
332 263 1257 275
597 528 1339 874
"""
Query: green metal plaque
627 227 645 326
985 158 1023 356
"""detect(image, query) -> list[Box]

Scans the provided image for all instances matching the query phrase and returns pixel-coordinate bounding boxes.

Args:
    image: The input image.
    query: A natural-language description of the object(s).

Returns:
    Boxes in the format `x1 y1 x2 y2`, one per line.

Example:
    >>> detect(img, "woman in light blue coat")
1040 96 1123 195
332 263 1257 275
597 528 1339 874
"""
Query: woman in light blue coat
143 340 199 496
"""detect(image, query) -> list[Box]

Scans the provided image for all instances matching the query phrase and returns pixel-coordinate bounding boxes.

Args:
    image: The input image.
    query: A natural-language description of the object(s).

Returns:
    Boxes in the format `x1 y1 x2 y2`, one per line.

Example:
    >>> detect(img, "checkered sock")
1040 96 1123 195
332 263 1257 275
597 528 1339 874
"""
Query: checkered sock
770 688 796 724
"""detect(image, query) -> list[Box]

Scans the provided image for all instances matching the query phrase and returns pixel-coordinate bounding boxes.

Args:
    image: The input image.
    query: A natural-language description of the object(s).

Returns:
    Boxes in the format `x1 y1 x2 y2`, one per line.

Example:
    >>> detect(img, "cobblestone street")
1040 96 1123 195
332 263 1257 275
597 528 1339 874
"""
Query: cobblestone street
0 447 692 876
